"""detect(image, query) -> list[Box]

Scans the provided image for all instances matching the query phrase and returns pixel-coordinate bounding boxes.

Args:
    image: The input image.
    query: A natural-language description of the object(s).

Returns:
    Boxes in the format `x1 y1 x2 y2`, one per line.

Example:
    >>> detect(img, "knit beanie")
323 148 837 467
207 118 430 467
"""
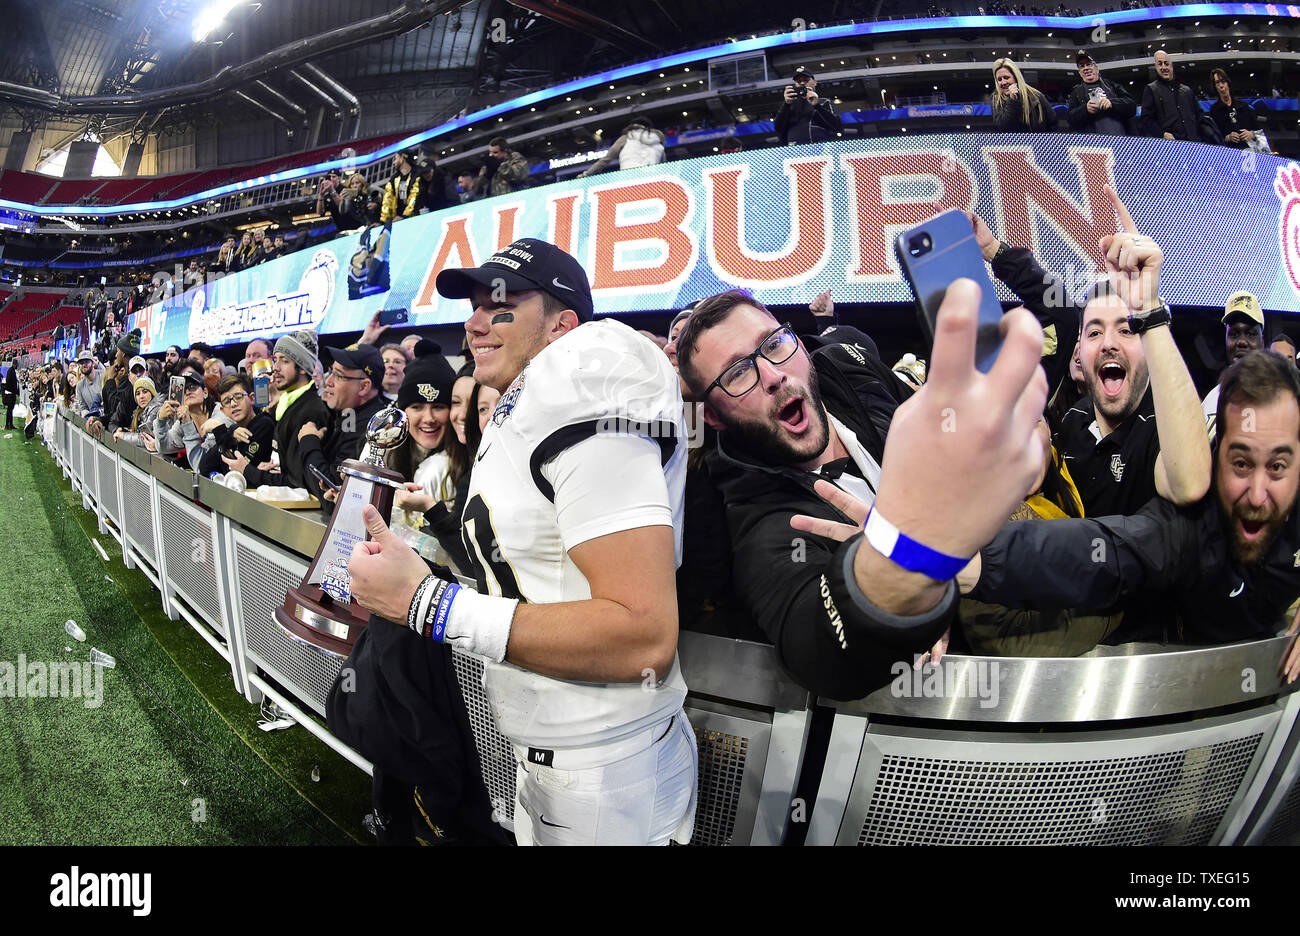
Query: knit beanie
133 376 157 395
116 328 142 357
274 329 319 376
396 340 456 409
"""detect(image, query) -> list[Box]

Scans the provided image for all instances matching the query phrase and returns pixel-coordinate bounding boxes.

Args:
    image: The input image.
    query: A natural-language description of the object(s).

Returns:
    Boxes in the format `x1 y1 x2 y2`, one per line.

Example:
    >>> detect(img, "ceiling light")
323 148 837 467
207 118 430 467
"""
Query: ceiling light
192 0 242 43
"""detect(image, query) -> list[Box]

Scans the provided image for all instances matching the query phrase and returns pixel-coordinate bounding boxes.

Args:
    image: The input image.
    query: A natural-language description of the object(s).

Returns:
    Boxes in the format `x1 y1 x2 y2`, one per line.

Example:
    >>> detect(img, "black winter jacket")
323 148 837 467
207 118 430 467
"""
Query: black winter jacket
1140 78 1201 140
296 392 389 499
705 338 954 700
243 386 330 490
971 492 1299 645
775 97 843 145
197 411 276 478
1066 78 1136 135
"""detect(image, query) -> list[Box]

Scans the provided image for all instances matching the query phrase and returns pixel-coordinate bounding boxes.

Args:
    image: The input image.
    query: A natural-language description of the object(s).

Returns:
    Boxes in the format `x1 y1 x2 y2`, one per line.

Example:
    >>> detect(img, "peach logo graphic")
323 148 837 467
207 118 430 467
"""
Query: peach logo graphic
1277 165 1300 296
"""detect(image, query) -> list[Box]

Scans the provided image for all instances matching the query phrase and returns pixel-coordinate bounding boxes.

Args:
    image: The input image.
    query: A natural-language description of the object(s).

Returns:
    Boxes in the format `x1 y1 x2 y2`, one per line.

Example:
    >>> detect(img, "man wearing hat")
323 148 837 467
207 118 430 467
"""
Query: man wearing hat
380 149 421 223
1066 50 1134 136
97 329 143 436
228 329 330 491
1203 291 1267 442
347 237 698 846
74 347 104 425
775 66 842 145
296 343 388 501
106 354 150 436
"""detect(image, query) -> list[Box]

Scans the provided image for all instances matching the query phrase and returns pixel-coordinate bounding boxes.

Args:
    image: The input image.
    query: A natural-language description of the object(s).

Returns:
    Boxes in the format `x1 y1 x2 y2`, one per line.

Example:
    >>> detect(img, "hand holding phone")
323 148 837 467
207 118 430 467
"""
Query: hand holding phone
378 307 409 327
895 208 1006 373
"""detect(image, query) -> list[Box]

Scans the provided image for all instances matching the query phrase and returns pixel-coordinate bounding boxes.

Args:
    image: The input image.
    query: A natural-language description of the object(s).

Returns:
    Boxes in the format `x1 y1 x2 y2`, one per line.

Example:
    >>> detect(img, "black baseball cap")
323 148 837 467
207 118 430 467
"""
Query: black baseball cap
1076 50 1096 66
436 237 594 321
323 343 384 384
792 66 815 80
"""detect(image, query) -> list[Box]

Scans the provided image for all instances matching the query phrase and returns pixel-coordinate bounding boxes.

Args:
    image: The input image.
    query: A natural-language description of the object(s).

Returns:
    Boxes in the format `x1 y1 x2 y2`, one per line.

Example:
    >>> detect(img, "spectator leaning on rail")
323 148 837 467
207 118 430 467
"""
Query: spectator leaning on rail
106 354 149 436
231 330 330 491
962 349 1300 655
112 375 162 451
1067 50 1135 136
197 373 274 478
294 343 388 502
775 66 842 145
381 149 422 223
73 348 104 425
1209 68 1261 150
475 137 529 198
1141 51 1204 142
578 120 667 177
1202 291 1265 444
1055 187 1211 518
675 281 1049 700
991 59 1054 132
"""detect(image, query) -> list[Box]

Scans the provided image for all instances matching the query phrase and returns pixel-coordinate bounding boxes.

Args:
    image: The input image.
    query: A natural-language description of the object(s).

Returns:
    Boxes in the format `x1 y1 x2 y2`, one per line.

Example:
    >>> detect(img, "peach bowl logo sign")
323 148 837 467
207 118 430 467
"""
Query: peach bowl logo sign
1277 164 1300 297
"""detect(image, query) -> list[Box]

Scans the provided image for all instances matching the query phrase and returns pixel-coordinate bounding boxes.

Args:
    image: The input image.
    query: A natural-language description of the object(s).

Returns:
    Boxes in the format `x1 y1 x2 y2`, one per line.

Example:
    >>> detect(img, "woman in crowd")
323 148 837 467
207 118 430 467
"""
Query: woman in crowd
1209 68 1260 149
991 59 1054 132
326 345 505 846
154 365 216 467
231 232 258 272
112 376 162 451
447 362 479 514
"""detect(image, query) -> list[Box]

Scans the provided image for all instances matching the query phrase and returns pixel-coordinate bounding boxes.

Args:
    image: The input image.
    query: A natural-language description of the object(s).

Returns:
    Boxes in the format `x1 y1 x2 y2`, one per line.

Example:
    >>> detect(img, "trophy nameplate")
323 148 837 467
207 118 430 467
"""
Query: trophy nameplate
274 408 408 656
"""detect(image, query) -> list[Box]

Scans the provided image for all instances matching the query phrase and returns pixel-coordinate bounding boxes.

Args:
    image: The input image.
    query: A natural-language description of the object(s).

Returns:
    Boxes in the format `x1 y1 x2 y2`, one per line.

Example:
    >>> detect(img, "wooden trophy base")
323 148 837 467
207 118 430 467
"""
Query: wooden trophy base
273 456 402 657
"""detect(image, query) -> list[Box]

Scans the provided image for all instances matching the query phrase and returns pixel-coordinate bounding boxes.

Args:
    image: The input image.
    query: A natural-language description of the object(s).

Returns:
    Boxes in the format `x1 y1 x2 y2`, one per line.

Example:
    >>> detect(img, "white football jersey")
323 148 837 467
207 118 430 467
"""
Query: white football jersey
463 318 689 748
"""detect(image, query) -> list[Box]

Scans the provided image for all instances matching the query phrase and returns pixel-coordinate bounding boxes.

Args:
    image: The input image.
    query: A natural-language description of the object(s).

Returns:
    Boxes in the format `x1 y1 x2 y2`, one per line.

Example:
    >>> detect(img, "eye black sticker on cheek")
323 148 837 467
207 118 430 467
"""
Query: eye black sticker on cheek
491 312 515 325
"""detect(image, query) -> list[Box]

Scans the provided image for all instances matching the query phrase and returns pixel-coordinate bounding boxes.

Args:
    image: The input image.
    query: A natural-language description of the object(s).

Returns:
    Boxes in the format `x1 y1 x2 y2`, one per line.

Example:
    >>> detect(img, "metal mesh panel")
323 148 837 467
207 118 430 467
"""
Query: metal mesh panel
235 533 343 716
96 447 120 523
80 437 97 501
69 431 82 485
691 726 749 846
157 491 223 636
119 464 156 564
858 736 1263 846
451 650 516 824
1262 771 1300 845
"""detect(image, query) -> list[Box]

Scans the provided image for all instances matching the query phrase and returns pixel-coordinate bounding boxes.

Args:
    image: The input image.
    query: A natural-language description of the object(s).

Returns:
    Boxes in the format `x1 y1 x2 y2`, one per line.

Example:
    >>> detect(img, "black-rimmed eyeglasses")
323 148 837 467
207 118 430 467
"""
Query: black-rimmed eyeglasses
704 323 799 398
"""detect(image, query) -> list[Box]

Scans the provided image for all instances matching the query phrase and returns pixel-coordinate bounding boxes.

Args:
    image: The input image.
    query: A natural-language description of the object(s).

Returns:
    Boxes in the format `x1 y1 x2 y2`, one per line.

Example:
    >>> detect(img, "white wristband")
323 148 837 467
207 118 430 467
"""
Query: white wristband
445 588 518 663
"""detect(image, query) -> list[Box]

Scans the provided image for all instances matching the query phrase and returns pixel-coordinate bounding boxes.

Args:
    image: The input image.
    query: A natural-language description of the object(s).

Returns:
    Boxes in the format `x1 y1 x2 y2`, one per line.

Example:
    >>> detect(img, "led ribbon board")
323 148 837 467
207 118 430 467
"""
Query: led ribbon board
129 134 1300 352
3 3 1295 215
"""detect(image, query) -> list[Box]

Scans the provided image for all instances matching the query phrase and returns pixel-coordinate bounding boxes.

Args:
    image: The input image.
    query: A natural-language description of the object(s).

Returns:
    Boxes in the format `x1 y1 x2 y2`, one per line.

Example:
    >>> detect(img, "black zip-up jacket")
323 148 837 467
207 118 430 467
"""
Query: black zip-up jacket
970 492 1298 645
774 96 843 145
1140 77 1201 141
297 392 389 498
243 386 330 490
197 411 276 478
1066 78 1136 135
705 339 954 700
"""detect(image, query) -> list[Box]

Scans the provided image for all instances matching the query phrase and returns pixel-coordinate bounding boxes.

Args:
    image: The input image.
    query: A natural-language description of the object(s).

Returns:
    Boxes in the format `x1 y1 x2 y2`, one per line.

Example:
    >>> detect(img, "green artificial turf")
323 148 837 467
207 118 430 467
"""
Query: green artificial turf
0 431 371 845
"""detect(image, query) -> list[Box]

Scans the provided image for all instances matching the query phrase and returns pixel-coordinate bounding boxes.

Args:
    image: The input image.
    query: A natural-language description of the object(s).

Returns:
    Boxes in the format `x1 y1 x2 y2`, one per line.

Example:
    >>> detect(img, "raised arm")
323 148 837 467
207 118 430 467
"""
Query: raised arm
1102 184 1211 504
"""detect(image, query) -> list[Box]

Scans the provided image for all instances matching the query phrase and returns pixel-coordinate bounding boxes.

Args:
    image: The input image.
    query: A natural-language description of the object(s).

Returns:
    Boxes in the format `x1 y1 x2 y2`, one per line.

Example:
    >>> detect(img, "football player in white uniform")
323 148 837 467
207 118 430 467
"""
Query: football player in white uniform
348 238 696 845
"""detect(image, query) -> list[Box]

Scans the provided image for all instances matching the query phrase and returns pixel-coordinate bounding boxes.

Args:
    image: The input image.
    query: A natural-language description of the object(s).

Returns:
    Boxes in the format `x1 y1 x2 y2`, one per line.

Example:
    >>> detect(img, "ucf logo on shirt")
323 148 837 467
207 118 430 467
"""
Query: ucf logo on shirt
1110 453 1125 482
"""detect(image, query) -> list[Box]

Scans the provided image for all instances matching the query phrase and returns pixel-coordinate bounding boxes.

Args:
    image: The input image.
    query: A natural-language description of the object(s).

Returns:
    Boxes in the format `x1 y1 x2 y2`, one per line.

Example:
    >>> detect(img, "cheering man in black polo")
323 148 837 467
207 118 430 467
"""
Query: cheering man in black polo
1054 186 1210 516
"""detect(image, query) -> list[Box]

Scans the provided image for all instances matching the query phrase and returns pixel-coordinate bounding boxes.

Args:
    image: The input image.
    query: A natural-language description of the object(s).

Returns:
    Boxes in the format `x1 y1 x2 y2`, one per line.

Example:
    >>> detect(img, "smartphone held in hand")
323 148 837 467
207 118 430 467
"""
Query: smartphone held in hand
894 209 1006 373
